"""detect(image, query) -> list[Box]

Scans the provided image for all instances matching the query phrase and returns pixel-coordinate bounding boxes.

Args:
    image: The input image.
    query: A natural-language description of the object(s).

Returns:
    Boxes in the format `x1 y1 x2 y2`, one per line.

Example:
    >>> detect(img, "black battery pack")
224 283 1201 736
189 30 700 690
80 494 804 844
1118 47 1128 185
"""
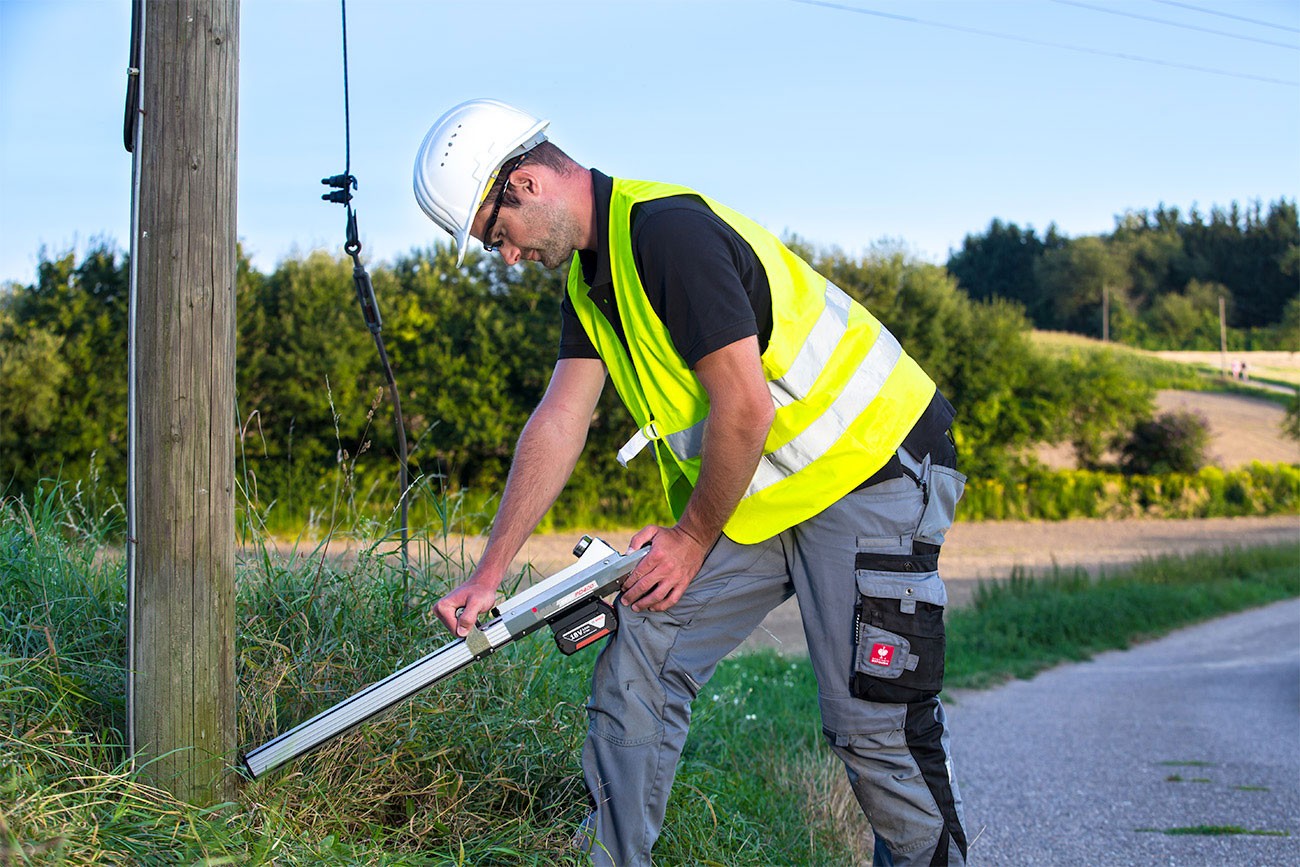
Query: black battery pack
549 597 619 655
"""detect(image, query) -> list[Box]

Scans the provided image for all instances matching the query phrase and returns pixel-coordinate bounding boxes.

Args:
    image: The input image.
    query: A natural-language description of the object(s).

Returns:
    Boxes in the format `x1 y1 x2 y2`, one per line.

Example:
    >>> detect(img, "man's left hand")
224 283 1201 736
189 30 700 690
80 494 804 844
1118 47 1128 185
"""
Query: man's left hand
619 525 711 612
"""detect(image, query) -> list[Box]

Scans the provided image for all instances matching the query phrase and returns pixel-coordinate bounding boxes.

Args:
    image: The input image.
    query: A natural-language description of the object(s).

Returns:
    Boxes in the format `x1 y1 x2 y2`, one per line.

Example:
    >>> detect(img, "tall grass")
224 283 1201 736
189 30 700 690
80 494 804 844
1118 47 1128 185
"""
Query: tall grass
1 485 860 864
946 543 1300 689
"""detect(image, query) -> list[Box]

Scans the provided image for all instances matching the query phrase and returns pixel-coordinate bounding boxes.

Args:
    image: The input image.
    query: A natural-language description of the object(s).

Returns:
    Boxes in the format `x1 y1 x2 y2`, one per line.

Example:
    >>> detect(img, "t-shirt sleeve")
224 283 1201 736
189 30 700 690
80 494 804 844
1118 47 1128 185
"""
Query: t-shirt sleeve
557 293 600 360
631 202 761 369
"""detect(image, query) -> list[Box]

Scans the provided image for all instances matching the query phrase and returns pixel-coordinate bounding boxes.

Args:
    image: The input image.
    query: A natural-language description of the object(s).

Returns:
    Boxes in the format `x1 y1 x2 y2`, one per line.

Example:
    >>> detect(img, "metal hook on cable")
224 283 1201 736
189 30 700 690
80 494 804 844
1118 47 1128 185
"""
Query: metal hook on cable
344 208 363 260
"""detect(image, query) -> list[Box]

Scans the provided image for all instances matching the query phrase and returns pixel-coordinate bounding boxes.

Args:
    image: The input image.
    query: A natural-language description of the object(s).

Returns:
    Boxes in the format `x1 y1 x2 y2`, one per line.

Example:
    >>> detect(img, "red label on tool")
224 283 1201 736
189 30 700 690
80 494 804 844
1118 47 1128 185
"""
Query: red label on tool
869 643 895 666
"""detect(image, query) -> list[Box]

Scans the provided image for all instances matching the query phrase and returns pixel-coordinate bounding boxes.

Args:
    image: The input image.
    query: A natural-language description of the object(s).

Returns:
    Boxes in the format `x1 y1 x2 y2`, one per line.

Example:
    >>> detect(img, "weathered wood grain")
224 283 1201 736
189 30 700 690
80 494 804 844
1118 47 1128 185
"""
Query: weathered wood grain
130 0 239 805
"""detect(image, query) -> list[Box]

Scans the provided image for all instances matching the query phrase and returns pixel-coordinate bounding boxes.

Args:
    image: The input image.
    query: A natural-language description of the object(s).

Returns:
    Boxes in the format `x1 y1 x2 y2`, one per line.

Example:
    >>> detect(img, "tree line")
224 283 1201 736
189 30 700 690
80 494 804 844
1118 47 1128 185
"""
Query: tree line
947 198 1297 350
2 205 1294 526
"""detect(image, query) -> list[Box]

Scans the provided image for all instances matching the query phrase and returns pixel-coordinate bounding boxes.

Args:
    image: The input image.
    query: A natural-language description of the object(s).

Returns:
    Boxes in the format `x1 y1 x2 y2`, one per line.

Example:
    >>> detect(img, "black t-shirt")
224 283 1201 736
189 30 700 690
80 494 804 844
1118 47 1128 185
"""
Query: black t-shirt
558 170 772 368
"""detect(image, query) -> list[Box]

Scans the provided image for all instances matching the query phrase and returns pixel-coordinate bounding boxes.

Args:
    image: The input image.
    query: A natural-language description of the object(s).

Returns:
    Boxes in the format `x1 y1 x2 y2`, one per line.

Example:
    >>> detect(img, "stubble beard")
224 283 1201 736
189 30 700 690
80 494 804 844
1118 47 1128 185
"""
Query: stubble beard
519 199 581 270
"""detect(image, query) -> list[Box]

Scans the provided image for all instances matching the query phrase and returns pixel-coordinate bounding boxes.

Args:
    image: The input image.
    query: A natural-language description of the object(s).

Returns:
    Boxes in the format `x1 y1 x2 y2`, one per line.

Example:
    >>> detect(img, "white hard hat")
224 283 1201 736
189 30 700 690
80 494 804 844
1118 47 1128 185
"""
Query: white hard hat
412 98 550 265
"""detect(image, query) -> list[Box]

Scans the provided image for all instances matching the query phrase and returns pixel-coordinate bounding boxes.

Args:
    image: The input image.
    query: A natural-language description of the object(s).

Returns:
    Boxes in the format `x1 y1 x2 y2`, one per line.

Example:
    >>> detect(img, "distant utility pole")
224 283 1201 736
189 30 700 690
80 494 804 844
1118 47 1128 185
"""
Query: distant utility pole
1102 285 1110 343
127 0 239 805
1219 296 1228 377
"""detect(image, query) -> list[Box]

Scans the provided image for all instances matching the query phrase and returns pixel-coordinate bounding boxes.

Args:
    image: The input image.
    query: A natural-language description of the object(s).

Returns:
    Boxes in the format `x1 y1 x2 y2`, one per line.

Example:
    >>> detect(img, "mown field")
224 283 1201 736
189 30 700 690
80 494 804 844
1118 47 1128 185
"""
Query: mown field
1153 349 1300 387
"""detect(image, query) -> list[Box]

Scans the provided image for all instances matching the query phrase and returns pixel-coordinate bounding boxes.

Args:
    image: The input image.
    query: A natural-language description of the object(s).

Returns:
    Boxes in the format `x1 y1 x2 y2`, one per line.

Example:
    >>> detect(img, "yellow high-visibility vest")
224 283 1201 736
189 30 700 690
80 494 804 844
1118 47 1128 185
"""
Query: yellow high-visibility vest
567 179 936 543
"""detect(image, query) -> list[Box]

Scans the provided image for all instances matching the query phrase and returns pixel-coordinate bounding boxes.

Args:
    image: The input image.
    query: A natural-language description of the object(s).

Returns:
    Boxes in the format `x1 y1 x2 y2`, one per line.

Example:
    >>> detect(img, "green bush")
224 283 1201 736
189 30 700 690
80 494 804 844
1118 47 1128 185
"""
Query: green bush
1284 388 1300 442
1119 409 1212 475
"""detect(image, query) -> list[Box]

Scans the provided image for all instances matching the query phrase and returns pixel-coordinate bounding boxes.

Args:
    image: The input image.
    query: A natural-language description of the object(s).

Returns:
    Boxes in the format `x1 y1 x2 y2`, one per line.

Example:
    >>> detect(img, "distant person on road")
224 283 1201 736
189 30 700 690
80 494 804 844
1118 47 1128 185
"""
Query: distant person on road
413 98 969 866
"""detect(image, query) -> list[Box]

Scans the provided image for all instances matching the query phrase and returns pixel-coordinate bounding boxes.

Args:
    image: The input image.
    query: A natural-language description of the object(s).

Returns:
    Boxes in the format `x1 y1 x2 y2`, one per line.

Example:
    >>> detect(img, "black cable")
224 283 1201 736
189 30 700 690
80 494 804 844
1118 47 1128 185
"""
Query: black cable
1149 0 1300 36
1051 0 1299 52
789 0 1299 88
324 0 411 579
123 0 143 152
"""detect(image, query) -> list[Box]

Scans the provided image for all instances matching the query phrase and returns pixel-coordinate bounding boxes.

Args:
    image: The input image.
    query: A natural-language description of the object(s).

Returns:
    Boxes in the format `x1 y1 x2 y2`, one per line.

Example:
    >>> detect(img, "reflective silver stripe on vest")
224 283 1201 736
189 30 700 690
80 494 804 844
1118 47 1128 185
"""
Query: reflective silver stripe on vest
653 279 903 495
662 279 854 459
746 327 902 495
777 279 854 402
664 422 704 463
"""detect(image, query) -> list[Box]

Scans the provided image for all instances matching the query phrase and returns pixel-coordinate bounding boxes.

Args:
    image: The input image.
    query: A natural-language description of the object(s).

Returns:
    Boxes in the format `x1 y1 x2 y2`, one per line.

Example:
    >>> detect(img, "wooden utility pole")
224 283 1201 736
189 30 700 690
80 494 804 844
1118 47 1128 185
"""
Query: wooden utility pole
127 0 239 804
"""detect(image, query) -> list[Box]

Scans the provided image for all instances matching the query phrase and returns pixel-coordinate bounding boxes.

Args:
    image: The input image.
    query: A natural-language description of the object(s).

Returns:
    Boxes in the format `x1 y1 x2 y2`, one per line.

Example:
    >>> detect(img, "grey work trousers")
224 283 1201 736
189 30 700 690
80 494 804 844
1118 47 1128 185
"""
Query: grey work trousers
578 448 968 866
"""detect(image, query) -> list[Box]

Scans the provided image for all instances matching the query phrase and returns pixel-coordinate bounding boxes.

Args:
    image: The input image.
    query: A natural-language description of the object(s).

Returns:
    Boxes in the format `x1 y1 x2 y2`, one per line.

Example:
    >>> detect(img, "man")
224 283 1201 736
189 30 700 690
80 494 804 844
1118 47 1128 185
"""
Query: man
413 98 969 866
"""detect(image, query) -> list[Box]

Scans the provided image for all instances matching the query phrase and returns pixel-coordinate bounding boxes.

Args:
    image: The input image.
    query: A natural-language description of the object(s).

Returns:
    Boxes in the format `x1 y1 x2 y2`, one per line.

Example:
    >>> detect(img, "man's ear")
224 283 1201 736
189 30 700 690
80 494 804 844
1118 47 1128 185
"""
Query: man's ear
507 165 542 199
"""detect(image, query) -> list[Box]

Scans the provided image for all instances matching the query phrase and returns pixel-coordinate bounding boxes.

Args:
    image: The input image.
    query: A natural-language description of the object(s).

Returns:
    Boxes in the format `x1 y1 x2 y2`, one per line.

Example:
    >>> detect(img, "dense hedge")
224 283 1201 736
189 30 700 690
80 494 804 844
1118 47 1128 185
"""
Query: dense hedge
3 239 1296 534
961 462 1300 522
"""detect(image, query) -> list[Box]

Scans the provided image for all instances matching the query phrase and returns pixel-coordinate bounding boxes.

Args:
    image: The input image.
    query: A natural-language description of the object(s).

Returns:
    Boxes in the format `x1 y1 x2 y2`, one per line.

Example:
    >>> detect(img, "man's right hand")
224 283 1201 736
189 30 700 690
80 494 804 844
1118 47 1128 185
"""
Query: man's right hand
432 577 500 637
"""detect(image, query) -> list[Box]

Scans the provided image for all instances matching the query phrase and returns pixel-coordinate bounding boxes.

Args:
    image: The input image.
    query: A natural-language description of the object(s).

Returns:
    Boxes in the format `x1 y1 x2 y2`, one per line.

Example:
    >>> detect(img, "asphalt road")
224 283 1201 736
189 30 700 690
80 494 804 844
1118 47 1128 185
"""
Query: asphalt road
947 598 1300 866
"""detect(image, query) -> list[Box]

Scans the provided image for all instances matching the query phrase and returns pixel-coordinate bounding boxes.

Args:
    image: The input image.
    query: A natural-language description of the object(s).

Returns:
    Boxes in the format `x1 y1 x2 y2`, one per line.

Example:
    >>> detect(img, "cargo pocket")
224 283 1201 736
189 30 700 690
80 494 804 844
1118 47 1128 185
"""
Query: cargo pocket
851 552 947 704
915 465 967 547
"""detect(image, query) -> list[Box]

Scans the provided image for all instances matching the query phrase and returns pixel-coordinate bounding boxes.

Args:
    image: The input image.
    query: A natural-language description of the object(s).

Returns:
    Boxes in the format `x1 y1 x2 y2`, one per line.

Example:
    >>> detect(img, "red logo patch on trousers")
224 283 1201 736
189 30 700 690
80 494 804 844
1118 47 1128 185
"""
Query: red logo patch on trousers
869 643 895 666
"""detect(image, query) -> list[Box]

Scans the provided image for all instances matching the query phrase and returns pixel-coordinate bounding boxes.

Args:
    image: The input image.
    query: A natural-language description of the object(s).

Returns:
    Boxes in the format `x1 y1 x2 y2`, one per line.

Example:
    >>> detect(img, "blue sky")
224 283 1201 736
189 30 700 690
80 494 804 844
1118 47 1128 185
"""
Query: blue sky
2 0 1297 286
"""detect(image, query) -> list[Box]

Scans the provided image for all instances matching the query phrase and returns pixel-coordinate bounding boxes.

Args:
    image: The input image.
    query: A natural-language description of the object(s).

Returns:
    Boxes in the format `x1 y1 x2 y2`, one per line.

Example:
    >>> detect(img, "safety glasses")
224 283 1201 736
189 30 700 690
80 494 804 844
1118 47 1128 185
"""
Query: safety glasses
482 152 529 253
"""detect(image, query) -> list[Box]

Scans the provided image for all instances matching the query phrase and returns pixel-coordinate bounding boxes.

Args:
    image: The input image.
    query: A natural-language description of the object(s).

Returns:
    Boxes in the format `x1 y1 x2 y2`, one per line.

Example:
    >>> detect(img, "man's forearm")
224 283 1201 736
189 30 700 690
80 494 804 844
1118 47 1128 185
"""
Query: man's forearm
613 337 771 612
676 335 775 547
675 412 769 547
473 405 588 586
435 358 605 636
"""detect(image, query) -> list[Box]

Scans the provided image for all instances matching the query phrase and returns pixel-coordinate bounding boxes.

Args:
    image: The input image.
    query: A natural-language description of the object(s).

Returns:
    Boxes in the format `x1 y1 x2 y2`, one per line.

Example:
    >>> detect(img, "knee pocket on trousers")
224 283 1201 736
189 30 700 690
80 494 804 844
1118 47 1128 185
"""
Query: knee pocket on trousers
590 719 664 748
588 657 703 747
588 678 666 747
